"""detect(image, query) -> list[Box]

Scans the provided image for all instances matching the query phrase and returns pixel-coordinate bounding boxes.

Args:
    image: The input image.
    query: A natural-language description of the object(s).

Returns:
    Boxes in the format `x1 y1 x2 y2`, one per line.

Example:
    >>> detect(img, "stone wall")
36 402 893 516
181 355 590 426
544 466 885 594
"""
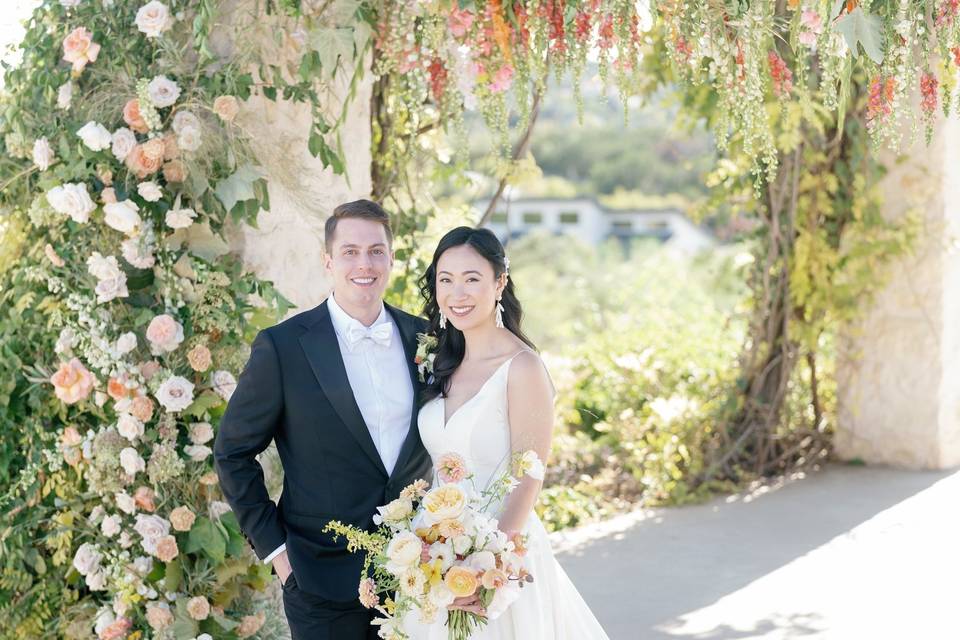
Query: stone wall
836 114 960 469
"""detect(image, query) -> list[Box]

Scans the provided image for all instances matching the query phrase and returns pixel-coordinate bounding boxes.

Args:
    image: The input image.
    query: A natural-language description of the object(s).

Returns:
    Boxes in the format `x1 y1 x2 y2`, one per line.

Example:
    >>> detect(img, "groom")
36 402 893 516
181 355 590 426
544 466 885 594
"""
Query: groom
214 199 432 639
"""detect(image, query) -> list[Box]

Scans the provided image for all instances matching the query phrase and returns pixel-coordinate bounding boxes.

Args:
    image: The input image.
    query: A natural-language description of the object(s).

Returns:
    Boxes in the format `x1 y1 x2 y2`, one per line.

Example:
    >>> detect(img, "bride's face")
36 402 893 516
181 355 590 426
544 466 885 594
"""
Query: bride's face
435 244 505 332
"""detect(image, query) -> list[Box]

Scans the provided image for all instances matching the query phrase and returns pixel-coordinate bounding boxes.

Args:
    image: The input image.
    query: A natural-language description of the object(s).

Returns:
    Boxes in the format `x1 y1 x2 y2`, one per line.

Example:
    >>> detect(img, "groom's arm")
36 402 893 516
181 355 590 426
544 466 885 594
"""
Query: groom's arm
214 329 286 561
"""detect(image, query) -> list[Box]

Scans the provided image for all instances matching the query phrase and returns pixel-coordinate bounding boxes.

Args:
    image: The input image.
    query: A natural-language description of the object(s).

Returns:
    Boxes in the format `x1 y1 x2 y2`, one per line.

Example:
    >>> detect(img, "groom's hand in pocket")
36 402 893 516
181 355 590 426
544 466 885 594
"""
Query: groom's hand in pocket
272 550 293 585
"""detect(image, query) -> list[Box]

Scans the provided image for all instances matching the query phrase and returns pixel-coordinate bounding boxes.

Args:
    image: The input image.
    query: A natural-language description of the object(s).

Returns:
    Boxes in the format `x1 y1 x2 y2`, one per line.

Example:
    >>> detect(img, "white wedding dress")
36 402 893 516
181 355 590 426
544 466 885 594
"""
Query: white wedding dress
404 353 610 639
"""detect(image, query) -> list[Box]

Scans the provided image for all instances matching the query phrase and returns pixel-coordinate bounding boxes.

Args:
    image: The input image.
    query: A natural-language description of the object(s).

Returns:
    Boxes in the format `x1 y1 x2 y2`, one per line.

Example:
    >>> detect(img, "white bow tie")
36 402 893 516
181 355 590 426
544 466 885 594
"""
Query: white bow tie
345 322 393 350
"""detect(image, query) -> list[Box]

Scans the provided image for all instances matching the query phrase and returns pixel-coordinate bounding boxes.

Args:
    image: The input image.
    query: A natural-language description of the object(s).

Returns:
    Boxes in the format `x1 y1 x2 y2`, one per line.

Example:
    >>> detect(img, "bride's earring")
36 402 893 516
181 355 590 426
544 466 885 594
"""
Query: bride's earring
439 311 447 330
495 297 505 329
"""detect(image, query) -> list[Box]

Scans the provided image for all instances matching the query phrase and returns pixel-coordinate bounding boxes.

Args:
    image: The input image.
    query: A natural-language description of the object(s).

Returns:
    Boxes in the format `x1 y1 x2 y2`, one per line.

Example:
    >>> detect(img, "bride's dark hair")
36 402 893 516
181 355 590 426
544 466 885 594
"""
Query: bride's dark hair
419 227 536 403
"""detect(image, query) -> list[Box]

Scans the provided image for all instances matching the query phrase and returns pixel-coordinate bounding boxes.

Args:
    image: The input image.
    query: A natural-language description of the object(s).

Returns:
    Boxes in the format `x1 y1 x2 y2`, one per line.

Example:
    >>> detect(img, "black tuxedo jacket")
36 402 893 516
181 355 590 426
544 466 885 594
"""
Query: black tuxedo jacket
213 300 432 600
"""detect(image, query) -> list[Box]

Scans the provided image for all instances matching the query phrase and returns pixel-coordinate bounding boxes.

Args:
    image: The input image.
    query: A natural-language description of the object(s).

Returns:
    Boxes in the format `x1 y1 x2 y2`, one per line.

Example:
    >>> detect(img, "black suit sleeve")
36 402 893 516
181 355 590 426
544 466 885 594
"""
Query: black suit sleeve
214 329 286 560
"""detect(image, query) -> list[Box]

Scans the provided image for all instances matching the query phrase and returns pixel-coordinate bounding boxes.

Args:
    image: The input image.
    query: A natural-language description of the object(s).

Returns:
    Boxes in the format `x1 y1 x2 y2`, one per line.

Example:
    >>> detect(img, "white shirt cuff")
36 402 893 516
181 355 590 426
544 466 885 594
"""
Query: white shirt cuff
263 543 286 564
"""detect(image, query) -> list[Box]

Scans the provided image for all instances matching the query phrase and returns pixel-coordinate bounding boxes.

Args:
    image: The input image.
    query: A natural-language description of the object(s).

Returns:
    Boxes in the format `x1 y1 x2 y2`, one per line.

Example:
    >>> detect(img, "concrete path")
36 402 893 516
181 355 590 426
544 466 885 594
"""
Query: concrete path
553 463 960 640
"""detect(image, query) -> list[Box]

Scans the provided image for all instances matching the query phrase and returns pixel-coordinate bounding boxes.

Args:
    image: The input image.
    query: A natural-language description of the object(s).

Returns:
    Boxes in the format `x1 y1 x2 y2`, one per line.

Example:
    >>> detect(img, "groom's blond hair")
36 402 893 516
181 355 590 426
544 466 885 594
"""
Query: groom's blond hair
324 199 393 252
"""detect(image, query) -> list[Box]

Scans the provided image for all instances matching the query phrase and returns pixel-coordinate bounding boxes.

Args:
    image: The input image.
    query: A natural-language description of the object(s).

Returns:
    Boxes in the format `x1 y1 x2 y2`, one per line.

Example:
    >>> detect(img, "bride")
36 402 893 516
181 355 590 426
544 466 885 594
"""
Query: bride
403 227 609 639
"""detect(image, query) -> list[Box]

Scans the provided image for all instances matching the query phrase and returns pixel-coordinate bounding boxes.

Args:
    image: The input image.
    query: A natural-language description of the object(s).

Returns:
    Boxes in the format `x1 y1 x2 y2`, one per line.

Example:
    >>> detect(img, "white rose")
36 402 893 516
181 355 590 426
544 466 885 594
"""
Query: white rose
47 183 95 223
77 121 112 151
137 181 162 202
172 110 200 133
73 542 102 576
111 127 137 161
121 236 156 269
117 414 145 441
427 582 456 608
176 126 202 152
373 497 413 526
135 1 173 37
86 569 108 591
119 531 134 548
103 200 142 234
59 0 82 7
57 81 73 110
165 207 196 229
211 370 236 401
183 444 212 461
115 491 137 515
133 556 153 576
209 500 232 520
385 531 422 575
155 375 195 412
451 534 472 555
465 550 496 573
147 75 181 108
116 332 137 355
188 422 214 445
33 137 54 170
134 514 170 555
120 447 146 476
95 275 129 304
88 505 105 524
101 514 122 537
87 252 122 281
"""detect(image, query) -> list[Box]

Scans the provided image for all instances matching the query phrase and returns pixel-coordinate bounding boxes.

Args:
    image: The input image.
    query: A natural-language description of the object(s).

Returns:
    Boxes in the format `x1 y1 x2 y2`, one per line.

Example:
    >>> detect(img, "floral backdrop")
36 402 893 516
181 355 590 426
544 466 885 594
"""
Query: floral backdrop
1 1 959 639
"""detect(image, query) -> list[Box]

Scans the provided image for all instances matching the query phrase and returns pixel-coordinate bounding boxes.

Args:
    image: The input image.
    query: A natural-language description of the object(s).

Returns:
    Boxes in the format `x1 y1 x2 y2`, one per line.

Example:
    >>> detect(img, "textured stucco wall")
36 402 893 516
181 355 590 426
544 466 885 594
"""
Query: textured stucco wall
836 114 960 469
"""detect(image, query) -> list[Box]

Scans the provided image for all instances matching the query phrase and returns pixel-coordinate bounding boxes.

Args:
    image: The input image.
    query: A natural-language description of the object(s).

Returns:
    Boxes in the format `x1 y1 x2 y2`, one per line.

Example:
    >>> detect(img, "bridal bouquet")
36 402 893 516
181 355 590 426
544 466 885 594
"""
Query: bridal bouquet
324 450 545 640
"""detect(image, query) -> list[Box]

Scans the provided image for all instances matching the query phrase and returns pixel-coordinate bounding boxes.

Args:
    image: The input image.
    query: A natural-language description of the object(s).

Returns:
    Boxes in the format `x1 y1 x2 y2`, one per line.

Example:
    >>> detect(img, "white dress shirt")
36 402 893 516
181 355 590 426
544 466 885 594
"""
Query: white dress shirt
264 294 414 563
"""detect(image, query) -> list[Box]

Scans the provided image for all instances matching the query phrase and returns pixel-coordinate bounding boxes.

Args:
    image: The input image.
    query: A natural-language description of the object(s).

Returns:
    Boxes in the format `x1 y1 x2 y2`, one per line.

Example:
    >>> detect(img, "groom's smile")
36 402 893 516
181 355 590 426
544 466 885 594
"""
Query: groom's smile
324 217 394 326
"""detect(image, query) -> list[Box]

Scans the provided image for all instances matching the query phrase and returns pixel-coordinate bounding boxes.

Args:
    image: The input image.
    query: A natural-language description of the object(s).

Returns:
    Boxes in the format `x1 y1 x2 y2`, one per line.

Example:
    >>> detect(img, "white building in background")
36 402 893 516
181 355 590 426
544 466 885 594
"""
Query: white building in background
477 196 716 254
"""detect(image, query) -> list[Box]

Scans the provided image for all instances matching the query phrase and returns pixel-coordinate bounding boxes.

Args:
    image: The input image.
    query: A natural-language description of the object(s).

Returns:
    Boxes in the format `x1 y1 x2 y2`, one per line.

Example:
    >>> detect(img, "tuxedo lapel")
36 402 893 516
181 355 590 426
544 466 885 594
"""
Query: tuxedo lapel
298 301 389 478
386 303 426 481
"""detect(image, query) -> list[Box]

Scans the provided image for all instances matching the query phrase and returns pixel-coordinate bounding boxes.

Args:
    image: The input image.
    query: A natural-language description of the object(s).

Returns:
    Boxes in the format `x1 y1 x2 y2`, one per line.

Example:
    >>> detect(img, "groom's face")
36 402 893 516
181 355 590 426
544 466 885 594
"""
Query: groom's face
324 218 394 312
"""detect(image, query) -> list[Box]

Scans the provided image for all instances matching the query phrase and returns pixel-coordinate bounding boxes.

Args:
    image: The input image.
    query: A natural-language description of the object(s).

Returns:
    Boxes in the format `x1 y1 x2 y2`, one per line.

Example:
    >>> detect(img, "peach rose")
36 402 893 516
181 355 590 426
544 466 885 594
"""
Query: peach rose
138 360 161 381
436 452 468 483
146 314 184 354
162 132 179 160
481 568 508 590
436 518 465 540
187 344 212 372
163 160 185 183
141 138 165 162
98 617 131 640
145 604 173 630
169 505 196 532
421 485 466 525
62 27 100 73
100 187 117 204
107 376 130 401
44 243 65 267
134 486 156 512
122 99 149 133
213 95 240 122
236 611 267 638
186 596 210 621
51 358 95 404
125 144 163 178
155 535 179 562
443 566 478 598
130 395 155 422
199 471 219 486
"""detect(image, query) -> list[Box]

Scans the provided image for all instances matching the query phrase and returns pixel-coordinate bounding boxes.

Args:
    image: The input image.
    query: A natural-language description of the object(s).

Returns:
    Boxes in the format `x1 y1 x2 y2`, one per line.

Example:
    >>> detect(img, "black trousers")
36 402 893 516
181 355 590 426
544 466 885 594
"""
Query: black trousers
282 574 379 640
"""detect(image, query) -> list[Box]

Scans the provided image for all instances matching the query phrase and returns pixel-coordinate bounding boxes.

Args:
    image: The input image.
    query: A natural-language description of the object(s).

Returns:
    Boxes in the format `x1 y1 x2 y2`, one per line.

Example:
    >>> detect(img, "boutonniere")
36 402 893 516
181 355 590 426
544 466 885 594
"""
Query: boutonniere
414 332 438 383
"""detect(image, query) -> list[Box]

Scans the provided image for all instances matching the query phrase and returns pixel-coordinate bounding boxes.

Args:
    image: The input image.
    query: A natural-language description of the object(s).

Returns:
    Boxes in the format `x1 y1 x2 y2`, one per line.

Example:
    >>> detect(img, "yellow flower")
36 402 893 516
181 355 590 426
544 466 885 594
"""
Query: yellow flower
421 558 443 588
421 485 466 525
444 565 478 598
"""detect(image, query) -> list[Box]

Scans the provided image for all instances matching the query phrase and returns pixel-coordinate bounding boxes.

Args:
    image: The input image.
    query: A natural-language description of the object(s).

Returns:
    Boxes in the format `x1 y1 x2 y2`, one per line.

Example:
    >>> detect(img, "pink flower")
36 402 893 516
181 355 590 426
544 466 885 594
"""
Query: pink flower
448 8 474 38
489 64 514 93
436 452 468 483
50 358 95 404
122 99 149 133
358 578 379 608
801 10 823 33
799 30 817 46
98 617 131 640
146 314 184 354
155 535 179 562
186 596 210 620
62 27 100 73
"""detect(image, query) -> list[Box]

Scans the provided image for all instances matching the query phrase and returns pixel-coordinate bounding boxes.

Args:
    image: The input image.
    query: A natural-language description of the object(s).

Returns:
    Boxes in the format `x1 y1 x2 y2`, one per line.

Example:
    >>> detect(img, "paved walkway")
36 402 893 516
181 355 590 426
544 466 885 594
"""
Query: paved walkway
553 463 960 639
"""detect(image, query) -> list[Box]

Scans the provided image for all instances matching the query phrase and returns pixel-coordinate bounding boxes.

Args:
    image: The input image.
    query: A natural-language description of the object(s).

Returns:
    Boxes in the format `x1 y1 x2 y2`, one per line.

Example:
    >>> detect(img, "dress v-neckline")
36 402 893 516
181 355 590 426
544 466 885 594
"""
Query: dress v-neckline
440 354 521 428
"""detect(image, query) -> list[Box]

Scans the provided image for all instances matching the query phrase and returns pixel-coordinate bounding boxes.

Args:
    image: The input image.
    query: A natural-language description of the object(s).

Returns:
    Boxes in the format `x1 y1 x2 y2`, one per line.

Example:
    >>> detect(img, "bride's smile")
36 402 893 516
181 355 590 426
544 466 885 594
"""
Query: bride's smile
436 244 506 332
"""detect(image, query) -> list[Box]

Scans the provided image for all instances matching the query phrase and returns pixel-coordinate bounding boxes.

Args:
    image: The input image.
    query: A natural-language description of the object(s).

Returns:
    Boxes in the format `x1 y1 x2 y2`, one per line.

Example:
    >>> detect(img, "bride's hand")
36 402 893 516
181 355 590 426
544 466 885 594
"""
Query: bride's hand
449 595 486 617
